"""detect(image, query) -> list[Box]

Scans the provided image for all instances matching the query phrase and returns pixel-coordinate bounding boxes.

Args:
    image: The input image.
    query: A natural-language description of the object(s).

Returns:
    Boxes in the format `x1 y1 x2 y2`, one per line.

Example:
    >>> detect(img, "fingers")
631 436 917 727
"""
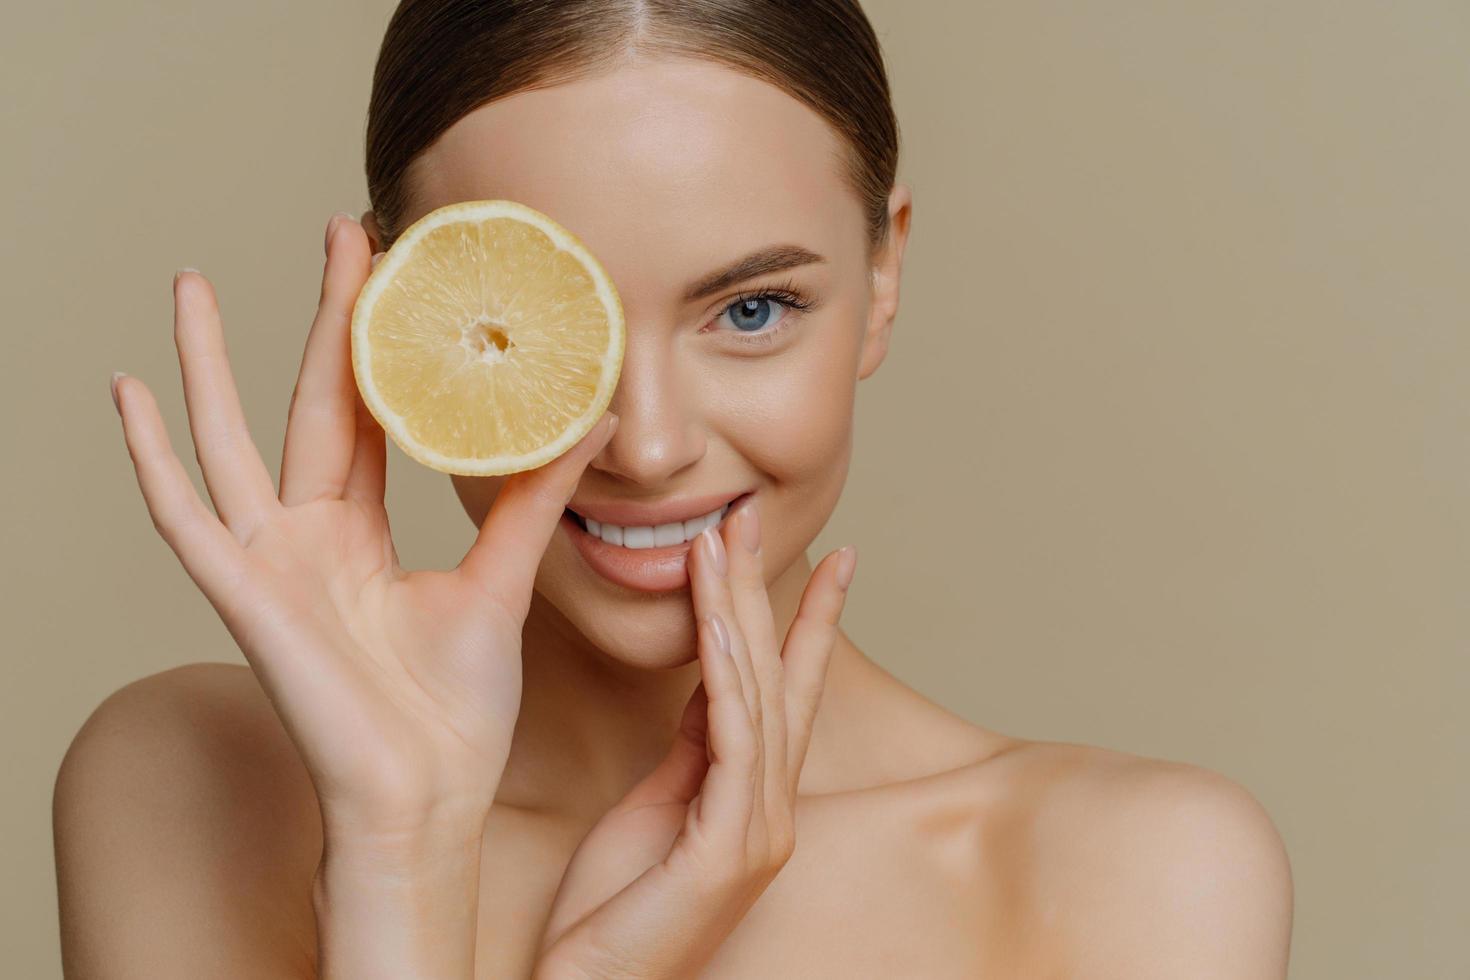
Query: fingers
690 525 760 724
342 379 386 506
612 611 746 819
279 213 374 506
689 612 760 828
686 527 764 845
454 412 619 623
173 269 279 539
691 499 856 831
781 546 856 798
112 373 250 610
722 499 788 828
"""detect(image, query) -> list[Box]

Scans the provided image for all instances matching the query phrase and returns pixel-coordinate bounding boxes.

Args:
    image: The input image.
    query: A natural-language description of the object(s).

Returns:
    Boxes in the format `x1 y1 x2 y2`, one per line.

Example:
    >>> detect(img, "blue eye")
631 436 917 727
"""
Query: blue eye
711 281 816 347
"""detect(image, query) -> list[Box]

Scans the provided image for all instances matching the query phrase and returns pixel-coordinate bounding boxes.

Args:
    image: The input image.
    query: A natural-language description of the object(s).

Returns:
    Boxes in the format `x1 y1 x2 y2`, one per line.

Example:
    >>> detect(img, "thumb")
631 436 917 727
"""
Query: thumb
456 411 618 622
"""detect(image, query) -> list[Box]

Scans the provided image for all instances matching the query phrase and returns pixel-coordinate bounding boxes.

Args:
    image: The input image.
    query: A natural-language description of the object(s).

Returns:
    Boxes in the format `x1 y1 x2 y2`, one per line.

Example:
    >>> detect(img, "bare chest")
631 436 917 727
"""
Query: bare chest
470 792 1018 979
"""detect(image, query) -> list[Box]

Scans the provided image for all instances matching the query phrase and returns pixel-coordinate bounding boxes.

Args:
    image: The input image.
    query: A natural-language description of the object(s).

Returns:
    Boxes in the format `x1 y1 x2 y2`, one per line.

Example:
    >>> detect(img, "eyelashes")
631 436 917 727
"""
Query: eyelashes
710 277 817 348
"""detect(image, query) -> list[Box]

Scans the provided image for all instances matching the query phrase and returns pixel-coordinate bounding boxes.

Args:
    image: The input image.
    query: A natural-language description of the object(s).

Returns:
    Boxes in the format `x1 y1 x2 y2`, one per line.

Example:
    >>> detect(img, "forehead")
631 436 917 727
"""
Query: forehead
407 56 865 294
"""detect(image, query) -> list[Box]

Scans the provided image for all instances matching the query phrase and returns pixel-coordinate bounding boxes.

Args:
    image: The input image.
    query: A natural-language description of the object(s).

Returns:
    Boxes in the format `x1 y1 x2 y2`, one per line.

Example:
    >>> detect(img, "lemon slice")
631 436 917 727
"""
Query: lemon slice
351 199 625 475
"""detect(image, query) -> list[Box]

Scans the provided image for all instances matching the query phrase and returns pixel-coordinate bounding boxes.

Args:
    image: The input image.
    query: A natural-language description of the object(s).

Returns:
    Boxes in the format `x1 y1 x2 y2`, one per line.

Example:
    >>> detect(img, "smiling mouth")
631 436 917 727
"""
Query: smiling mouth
565 494 746 550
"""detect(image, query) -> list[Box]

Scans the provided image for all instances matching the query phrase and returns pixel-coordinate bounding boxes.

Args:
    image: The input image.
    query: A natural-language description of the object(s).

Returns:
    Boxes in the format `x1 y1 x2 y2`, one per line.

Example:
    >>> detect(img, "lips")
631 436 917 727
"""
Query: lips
562 491 752 593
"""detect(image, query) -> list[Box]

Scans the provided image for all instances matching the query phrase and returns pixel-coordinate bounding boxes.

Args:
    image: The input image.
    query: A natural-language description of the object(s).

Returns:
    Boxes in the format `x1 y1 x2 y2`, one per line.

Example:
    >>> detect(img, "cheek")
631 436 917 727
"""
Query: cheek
710 312 860 484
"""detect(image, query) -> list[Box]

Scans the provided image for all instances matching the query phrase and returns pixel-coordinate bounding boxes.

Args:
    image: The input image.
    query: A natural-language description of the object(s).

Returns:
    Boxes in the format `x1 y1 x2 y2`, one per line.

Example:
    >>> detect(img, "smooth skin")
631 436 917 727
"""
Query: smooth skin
55 54 1292 977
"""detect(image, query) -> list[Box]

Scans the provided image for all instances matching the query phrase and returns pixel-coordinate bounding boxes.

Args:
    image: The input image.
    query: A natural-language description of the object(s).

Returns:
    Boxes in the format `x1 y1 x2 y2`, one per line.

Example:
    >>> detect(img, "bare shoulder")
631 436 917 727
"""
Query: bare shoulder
54 661 320 978
958 739 1294 978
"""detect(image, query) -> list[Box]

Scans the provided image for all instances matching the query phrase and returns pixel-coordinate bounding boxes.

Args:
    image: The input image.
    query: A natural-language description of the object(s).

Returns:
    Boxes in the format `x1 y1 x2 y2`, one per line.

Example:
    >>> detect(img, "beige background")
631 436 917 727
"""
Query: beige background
4 2 1466 976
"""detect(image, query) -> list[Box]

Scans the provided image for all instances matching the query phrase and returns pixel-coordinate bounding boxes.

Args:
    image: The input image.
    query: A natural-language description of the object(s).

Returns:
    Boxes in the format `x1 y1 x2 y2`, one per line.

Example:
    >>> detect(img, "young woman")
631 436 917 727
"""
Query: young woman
55 2 1293 976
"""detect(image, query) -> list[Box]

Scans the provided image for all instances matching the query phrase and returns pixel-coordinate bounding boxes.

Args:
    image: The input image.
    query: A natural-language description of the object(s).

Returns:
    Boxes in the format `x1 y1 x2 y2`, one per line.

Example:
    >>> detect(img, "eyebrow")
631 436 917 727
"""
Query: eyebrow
682 244 827 304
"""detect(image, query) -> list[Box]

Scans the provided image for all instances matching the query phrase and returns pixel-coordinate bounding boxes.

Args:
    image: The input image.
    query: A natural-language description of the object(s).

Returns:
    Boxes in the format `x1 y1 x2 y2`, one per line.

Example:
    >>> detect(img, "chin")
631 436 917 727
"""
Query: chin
534 571 704 671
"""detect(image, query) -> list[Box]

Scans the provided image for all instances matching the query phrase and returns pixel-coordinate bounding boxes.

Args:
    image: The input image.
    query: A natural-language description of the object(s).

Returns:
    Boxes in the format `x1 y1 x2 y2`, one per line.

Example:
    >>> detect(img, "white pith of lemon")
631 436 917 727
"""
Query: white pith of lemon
350 199 625 476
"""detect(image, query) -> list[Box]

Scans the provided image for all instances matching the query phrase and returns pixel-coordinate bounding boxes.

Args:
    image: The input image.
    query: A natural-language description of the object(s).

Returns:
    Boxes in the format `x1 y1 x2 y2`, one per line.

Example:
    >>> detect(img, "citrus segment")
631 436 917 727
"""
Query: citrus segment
351 199 624 475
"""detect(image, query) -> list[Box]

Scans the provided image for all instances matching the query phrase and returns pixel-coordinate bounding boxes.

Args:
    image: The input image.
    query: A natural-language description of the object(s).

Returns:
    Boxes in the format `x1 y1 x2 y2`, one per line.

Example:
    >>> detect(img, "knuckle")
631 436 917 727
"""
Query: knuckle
762 844 793 877
743 837 789 881
749 844 788 884
150 506 196 551
148 509 178 543
768 820 797 864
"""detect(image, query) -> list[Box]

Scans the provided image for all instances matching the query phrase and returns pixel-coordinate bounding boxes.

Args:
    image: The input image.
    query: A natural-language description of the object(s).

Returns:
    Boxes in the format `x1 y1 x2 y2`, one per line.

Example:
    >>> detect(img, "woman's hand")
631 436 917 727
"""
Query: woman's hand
533 498 857 980
112 213 618 978
114 214 616 831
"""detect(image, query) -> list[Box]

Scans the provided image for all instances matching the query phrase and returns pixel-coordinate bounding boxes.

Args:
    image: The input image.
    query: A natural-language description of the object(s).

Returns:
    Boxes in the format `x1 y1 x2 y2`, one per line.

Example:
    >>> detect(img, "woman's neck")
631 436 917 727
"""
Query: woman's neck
492 550 877 820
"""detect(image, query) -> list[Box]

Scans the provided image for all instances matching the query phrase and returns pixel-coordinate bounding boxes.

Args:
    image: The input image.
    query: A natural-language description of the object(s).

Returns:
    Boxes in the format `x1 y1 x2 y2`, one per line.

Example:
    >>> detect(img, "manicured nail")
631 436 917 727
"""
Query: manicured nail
109 371 126 414
700 526 727 577
703 612 731 657
835 545 858 590
737 499 760 554
325 211 353 255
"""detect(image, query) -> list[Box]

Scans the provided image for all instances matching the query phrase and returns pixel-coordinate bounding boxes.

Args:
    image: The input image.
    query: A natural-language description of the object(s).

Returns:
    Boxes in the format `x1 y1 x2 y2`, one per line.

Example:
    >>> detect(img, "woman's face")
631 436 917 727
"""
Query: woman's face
377 55 909 668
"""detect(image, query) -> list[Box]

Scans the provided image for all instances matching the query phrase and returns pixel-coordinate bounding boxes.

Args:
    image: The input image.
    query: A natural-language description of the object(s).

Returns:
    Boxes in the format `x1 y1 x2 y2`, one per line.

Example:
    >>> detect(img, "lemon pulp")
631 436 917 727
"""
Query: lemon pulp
351 200 624 475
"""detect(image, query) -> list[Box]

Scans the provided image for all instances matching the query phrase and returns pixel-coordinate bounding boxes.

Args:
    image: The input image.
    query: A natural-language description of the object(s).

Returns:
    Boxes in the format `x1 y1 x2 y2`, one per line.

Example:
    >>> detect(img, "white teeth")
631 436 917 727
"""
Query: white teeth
579 502 732 550
652 521 685 547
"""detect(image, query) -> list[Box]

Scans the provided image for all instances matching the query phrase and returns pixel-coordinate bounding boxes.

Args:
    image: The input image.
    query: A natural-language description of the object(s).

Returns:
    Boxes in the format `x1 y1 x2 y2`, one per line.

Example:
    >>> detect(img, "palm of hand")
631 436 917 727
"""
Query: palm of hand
230 498 523 820
112 215 617 831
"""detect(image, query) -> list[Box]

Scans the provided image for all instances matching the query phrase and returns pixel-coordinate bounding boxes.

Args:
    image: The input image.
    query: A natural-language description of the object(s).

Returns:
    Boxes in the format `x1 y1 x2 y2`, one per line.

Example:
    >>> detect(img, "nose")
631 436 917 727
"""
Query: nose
591 334 705 487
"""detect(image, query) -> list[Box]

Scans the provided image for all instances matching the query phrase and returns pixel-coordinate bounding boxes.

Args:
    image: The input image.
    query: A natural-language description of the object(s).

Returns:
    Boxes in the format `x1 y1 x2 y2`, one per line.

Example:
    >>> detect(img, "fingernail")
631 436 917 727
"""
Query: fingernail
325 211 353 255
370 252 385 269
174 266 199 286
109 371 126 414
703 612 731 657
701 526 727 577
737 498 760 554
835 545 858 590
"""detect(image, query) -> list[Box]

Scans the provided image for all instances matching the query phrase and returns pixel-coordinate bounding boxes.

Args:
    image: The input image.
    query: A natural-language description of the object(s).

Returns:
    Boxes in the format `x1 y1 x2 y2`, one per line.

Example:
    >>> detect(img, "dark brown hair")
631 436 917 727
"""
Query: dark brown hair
364 0 900 255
